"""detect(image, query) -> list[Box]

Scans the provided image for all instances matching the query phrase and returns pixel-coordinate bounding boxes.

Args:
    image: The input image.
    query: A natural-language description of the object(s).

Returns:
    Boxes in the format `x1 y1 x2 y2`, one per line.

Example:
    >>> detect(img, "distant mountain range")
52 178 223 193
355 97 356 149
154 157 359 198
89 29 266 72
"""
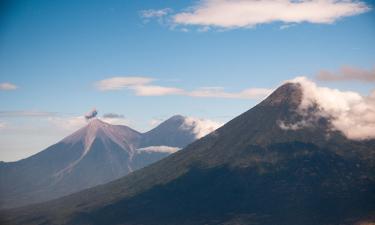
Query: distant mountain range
1 82 374 225
0 115 207 209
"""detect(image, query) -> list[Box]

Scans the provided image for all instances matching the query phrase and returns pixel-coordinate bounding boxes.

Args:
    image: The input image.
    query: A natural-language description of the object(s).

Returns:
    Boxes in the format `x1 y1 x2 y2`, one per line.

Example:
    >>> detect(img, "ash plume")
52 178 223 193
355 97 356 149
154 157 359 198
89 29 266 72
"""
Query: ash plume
85 108 98 120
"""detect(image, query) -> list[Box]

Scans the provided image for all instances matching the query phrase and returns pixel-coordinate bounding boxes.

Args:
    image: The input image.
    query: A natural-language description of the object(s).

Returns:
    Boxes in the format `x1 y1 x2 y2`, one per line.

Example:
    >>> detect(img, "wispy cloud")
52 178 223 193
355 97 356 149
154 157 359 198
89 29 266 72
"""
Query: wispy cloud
141 0 370 30
136 145 180 154
279 23 296 30
140 8 172 19
95 76 272 99
102 113 124 118
139 8 173 25
188 87 272 99
48 116 86 131
316 66 375 83
101 113 132 126
129 85 184 96
0 111 57 117
0 82 18 91
95 77 154 91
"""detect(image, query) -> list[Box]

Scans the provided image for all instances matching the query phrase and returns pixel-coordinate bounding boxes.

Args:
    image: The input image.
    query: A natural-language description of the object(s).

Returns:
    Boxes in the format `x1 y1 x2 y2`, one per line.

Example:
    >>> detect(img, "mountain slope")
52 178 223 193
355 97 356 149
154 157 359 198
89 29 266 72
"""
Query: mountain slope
0 116 203 209
0 119 142 208
139 115 196 148
1 83 374 225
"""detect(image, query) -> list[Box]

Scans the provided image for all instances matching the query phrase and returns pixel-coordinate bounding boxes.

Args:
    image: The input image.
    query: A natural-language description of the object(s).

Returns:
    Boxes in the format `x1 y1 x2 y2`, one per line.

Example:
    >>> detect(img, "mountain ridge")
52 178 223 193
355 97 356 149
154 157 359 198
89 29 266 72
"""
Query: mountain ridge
0 115 207 209
2 82 374 225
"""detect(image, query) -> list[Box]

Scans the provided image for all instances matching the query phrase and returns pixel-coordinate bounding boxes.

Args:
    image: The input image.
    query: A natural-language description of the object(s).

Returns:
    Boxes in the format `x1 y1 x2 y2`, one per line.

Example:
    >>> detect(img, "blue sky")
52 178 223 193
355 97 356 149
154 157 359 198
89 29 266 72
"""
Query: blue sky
0 0 374 161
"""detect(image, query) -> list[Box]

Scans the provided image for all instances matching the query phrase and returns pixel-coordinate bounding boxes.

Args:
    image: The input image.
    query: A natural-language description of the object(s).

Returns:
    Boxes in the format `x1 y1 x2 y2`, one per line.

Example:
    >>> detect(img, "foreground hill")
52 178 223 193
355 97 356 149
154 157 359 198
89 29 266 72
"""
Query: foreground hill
1 82 374 225
0 115 206 209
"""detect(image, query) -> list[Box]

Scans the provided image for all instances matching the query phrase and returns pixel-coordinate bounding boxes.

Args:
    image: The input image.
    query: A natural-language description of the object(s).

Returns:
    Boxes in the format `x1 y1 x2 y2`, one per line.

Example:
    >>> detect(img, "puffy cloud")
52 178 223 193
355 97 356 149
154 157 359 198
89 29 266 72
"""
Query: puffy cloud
316 66 375 83
286 77 375 140
172 0 370 29
95 77 154 91
0 111 56 117
0 82 17 91
95 76 271 99
180 116 223 138
136 145 180 153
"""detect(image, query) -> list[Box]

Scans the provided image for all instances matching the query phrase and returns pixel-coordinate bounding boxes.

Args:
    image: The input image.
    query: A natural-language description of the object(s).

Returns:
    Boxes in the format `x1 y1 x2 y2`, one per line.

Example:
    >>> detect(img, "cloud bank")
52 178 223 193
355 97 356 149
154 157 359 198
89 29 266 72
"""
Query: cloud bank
142 0 370 30
95 76 272 99
0 82 18 91
286 77 375 140
316 66 375 83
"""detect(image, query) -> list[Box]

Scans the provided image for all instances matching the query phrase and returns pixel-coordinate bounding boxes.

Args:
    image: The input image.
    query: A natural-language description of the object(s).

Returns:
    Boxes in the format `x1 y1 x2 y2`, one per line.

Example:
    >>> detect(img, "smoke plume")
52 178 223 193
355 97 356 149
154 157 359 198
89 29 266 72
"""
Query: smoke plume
85 108 98 120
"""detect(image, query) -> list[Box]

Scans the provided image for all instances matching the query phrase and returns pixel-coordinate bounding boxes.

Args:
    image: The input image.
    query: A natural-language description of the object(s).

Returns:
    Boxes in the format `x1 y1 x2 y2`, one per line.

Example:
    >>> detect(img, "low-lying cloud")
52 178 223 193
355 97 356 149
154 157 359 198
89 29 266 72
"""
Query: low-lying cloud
0 111 57 117
95 76 272 99
285 77 375 140
141 0 370 30
0 82 18 91
136 145 180 153
180 116 223 138
189 87 272 99
316 66 375 83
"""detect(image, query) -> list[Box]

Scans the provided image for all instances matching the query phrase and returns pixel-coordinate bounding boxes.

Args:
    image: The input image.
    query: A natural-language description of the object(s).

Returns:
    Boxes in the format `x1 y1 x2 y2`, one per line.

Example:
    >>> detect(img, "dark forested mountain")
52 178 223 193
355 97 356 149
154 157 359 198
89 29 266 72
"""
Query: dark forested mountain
0 115 201 209
1 82 374 225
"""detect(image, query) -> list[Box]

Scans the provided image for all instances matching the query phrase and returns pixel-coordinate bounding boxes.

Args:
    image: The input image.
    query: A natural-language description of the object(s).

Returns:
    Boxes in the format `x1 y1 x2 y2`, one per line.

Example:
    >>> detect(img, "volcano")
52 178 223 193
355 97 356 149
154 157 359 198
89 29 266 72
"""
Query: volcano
1 82 374 225
0 115 206 209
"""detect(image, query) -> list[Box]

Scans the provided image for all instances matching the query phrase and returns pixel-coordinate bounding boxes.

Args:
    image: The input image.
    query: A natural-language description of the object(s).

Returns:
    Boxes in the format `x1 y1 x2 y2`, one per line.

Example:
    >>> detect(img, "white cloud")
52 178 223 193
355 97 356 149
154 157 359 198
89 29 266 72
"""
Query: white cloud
180 116 223 138
189 87 272 99
136 145 180 153
140 8 172 18
0 121 6 129
100 117 132 126
95 77 154 91
0 111 56 117
316 66 375 83
172 0 370 29
48 116 87 132
95 76 271 99
149 118 164 127
0 82 17 91
286 77 375 140
130 85 184 96
279 23 296 30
